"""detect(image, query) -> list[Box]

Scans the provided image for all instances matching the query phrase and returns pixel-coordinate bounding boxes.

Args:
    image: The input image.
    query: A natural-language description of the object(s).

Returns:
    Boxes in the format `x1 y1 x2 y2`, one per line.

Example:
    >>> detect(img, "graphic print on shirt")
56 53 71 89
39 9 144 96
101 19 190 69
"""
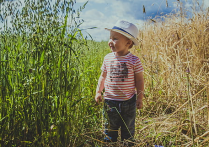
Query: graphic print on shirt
110 61 128 82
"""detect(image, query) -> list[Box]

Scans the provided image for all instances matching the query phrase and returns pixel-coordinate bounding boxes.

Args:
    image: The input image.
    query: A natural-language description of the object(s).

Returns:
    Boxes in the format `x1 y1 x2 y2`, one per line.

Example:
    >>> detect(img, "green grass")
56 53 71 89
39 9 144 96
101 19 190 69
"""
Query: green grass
0 0 110 146
0 31 109 146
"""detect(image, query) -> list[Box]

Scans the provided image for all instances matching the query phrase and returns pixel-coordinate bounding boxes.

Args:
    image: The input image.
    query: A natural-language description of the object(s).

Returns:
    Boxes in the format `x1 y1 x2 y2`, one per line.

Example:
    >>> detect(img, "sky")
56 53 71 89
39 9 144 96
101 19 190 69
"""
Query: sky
76 0 209 41
1 0 209 41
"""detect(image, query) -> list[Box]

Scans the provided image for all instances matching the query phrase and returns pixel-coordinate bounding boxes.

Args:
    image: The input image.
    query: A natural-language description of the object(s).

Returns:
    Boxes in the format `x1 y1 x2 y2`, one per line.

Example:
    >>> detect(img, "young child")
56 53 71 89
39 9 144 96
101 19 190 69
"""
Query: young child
95 20 144 145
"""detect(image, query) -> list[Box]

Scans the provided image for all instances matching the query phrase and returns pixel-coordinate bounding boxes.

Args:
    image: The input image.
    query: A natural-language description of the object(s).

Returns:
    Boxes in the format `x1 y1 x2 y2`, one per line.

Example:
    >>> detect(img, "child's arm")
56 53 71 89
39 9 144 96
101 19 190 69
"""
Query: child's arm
135 72 144 109
95 71 107 104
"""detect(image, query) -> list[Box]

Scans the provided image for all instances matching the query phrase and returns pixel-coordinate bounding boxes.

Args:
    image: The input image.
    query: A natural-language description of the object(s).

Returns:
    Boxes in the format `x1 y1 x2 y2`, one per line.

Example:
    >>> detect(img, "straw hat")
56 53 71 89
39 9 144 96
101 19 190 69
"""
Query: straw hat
105 20 139 46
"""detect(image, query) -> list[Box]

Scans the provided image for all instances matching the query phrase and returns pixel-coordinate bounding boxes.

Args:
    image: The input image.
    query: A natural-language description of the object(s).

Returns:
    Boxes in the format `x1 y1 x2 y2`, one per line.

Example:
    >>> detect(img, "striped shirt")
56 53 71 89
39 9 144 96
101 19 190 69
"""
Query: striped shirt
101 52 144 101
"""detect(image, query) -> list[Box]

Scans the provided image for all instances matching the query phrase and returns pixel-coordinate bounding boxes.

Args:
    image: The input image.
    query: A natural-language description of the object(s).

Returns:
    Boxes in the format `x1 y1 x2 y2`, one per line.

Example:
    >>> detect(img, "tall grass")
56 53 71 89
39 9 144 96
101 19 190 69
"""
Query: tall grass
133 1 209 146
0 0 109 146
2 0 209 146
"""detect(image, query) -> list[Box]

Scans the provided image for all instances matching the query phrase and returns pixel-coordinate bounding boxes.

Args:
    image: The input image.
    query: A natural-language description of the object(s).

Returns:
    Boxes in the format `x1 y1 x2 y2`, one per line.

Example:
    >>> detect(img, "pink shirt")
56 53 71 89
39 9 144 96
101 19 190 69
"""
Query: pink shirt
101 52 143 101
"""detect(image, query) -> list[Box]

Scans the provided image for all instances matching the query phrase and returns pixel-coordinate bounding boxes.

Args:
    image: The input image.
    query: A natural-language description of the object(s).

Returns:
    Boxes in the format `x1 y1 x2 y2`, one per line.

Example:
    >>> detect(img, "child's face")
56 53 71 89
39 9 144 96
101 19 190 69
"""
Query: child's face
108 31 132 56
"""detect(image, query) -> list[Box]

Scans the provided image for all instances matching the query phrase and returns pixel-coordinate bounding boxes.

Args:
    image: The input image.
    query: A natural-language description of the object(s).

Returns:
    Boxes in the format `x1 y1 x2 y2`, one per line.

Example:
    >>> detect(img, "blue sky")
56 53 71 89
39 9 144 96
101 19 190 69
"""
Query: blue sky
76 0 209 41
1 0 209 41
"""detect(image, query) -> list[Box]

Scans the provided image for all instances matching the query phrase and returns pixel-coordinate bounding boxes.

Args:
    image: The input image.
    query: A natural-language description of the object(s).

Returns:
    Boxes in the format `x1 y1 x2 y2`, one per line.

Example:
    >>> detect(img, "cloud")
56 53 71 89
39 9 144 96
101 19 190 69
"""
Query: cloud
80 0 181 21
203 1 209 9
79 8 114 41
77 0 106 3
109 1 133 18
81 9 104 19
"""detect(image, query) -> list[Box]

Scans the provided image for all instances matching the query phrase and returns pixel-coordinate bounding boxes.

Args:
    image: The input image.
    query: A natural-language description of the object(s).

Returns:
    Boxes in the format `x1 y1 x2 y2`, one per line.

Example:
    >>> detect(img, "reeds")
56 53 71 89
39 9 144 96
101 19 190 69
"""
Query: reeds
133 1 209 146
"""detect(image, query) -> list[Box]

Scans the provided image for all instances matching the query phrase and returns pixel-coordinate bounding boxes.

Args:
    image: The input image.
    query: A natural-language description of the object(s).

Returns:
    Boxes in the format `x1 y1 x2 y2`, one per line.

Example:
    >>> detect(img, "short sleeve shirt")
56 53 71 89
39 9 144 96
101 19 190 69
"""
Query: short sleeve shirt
101 52 144 101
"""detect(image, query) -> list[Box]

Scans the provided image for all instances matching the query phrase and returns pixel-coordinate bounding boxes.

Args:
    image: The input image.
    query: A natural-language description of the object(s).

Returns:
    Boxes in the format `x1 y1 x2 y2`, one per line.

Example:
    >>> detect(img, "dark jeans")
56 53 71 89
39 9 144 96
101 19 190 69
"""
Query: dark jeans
103 94 136 143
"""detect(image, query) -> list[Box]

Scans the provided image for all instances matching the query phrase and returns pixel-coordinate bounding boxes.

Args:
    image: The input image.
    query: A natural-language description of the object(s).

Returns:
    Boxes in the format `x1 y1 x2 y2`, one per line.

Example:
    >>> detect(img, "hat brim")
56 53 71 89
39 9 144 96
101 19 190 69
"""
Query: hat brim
105 28 139 46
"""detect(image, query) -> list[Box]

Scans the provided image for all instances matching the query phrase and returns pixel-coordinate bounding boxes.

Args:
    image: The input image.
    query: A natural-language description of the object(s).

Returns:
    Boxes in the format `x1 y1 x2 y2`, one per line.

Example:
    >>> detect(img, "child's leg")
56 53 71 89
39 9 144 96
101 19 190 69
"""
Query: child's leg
104 100 121 142
120 95 136 141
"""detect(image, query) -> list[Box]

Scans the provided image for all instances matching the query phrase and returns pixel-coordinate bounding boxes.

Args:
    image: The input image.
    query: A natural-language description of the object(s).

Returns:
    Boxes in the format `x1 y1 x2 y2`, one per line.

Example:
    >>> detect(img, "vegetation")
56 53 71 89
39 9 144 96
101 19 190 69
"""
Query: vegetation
133 2 209 147
1 0 209 146
0 0 109 146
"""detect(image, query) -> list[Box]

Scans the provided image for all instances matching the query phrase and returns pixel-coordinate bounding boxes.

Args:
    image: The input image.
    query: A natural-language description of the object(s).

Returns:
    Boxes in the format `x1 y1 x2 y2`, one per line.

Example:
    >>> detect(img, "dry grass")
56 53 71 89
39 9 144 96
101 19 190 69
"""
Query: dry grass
132 5 209 147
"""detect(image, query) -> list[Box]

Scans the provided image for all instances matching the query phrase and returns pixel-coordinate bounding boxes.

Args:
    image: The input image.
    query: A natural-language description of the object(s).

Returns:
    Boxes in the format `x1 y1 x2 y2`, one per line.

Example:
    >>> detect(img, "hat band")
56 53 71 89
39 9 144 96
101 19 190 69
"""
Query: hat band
112 26 135 38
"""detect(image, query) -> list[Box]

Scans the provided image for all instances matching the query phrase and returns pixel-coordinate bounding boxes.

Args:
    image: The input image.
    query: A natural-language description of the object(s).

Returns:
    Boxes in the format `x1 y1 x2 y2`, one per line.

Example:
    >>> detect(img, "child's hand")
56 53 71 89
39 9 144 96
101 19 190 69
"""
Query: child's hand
95 93 103 104
136 98 143 109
